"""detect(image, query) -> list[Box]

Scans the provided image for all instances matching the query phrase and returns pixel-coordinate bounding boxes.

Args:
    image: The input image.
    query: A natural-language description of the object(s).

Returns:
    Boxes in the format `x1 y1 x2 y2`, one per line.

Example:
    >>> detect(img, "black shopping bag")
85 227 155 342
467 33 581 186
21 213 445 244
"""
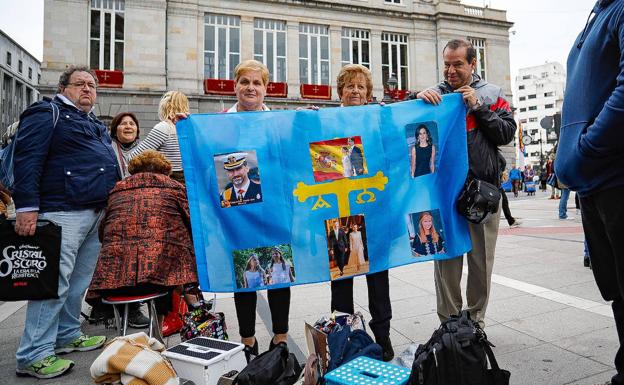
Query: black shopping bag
0 219 61 301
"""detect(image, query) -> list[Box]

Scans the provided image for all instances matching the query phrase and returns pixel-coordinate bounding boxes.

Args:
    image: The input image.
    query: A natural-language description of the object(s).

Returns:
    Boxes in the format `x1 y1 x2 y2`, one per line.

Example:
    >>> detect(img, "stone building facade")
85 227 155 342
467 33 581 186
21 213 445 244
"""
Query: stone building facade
0 30 40 143
41 0 514 161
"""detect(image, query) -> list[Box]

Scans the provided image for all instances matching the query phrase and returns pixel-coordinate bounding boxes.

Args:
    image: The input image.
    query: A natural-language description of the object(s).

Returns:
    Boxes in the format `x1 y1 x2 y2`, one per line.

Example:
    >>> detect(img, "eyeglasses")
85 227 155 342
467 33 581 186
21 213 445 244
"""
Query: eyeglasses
67 81 97 90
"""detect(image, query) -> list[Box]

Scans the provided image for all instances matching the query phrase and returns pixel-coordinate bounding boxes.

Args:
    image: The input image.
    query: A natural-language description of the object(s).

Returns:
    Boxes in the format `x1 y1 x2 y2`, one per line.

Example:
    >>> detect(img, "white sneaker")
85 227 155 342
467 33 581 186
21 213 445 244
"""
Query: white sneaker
510 219 522 228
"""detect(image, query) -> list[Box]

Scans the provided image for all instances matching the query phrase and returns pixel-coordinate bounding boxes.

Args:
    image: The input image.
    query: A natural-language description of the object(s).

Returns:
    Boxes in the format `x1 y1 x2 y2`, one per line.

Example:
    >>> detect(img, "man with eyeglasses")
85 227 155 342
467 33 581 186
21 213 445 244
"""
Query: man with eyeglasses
12 66 120 379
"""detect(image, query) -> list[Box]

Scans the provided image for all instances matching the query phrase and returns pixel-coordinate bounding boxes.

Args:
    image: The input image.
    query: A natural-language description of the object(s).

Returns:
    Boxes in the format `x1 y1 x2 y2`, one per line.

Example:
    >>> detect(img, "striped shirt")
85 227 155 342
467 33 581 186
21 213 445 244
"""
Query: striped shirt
129 121 183 171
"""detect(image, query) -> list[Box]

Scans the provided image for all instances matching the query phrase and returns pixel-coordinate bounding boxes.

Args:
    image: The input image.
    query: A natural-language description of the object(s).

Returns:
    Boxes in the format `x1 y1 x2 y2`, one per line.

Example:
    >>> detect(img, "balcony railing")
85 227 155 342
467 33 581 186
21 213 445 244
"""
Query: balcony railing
464 6 484 17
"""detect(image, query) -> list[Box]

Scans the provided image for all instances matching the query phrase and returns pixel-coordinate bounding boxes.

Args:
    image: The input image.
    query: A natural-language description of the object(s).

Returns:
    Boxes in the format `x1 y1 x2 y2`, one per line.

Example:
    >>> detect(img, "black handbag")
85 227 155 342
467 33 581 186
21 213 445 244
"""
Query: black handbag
456 178 501 224
235 343 302 385
0 218 61 301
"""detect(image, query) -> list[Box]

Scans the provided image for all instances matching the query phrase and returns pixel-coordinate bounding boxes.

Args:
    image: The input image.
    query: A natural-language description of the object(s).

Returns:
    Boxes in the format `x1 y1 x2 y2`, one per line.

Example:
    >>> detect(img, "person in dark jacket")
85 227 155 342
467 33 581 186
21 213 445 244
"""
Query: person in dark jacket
556 2 624 383
417 39 516 327
13 66 119 379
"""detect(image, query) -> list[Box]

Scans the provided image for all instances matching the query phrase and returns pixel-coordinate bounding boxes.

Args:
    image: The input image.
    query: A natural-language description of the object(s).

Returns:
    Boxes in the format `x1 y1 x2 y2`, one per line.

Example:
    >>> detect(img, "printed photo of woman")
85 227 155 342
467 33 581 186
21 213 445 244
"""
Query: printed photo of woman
348 223 366 269
411 211 445 256
268 248 295 285
243 254 267 289
410 124 437 178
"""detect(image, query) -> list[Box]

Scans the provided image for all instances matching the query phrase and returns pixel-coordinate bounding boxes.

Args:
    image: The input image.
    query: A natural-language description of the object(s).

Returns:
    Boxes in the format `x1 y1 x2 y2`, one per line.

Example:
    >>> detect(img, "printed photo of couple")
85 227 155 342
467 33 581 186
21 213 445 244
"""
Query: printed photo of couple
309 136 368 182
406 121 439 179
324 215 369 280
406 209 446 257
232 244 295 289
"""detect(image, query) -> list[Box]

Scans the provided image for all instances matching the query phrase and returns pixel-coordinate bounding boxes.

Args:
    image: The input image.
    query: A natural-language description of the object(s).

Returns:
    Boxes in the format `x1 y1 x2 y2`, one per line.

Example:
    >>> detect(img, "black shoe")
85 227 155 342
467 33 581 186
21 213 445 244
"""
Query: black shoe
269 338 286 351
243 339 259 363
128 309 150 329
88 304 114 324
583 255 590 268
376 336 394 362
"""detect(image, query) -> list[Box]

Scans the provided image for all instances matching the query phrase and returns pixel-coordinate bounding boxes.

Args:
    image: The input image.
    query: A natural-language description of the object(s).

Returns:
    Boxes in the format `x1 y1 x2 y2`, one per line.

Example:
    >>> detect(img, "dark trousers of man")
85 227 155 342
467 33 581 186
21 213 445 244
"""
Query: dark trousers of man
334 248 347 273
234 288 290 338
580 185 624 384
330 270 392 340
500 188 515 226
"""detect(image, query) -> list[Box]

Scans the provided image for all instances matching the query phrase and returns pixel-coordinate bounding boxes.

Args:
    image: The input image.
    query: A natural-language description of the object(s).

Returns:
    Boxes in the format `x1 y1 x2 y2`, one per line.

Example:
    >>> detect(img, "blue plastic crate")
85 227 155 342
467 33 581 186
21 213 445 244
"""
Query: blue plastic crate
324 356 411 385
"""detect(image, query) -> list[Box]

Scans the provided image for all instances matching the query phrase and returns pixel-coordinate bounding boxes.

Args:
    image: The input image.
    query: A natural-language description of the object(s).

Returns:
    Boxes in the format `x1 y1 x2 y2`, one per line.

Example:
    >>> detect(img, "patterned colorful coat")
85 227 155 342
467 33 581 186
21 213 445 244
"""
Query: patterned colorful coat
90 172 198 291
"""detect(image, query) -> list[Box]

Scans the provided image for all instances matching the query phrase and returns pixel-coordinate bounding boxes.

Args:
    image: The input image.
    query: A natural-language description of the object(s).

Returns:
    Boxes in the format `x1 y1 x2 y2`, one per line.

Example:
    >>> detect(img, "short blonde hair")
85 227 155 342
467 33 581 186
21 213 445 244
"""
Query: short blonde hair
128 150 172 176
158 91 189 123
337 64 373 100
234 59 270 86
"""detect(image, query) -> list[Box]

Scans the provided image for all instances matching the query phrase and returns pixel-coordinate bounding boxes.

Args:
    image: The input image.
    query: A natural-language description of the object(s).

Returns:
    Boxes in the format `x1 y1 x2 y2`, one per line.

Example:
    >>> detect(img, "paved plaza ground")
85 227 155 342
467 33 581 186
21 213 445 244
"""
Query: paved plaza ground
0 188 617 384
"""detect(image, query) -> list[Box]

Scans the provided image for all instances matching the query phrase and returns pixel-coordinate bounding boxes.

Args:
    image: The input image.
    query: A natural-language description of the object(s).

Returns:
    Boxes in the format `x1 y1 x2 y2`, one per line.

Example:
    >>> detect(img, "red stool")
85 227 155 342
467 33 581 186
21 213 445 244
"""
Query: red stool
102 292 168 343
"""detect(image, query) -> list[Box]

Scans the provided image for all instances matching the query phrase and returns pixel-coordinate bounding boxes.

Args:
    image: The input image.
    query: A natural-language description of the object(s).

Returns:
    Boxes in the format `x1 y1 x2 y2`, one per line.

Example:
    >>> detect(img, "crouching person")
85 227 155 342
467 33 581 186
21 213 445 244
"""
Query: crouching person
13 66 120 378
88 150 200 331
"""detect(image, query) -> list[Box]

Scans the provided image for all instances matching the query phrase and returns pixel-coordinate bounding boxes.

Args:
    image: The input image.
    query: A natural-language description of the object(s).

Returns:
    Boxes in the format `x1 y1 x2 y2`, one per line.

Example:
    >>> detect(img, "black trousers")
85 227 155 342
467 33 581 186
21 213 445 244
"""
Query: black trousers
580 185 624 384
500 188 515 225
330 270 392 340
234 287 291 338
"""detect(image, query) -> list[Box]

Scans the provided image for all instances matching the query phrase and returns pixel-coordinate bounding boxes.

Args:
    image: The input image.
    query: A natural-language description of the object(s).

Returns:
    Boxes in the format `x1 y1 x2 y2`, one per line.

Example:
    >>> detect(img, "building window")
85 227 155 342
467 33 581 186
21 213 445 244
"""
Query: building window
529 106 537 111
519 96 526 101
544 91 554 97
541 72 548 78
519 119 527 124
205 14 240 80
381 32 408 90
528 94 536 99
519 108 526 112
299 23 330 85
254 19 286 82
545 104 554 109
341 28 370 68
522 75 531 80
519 85 525 90
18 60 22 73
468 37 486 80
6 52 11 66
89 0 125 71
384 0 402 4
529 117 538 122
28 67 32 80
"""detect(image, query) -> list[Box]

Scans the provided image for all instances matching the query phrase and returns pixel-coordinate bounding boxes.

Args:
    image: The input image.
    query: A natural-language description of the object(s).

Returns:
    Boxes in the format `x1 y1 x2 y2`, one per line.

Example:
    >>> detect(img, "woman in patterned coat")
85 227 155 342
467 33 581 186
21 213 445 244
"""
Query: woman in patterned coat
89 150 198 318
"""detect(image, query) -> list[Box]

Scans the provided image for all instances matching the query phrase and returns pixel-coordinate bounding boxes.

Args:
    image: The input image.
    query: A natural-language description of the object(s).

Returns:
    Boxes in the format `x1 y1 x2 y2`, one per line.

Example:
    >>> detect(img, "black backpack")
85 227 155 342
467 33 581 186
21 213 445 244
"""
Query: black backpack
234 343 302 385
408 311 510 385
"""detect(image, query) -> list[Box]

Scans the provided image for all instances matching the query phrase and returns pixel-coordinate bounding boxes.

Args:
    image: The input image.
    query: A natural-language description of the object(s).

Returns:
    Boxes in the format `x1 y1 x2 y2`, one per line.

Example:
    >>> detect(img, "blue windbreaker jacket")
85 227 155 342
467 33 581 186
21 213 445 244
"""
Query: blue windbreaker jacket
12 96 120 212
556 0 624 196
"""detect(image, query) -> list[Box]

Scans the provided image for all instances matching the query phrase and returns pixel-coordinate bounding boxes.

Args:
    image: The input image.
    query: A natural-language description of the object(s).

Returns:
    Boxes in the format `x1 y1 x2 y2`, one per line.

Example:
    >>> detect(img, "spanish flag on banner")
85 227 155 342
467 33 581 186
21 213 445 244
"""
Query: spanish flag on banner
309 137 367 182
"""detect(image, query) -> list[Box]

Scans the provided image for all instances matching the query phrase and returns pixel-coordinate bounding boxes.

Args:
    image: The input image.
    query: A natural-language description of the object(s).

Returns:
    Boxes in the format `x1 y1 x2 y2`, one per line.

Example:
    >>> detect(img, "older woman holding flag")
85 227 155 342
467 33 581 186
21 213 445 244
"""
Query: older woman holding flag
329 64 394 361
226 59 291 362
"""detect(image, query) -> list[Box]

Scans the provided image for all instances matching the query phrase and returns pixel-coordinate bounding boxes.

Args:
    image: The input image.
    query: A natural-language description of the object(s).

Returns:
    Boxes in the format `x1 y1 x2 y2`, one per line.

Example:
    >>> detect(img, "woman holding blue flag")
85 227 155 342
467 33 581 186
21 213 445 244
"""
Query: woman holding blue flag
329 64 394 362
227 59 291 363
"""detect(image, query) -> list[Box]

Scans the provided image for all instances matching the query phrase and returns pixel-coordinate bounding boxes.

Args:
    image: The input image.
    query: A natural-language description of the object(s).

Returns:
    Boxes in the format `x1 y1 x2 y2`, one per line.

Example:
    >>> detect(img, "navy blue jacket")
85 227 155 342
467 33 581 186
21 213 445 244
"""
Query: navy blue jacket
13 96 120 212
556 0 624 196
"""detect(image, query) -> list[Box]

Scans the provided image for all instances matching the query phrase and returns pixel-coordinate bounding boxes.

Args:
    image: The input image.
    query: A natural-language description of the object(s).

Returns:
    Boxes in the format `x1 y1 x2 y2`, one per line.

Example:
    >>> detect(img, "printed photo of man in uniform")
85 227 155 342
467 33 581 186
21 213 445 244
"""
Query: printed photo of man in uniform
217 152 262 208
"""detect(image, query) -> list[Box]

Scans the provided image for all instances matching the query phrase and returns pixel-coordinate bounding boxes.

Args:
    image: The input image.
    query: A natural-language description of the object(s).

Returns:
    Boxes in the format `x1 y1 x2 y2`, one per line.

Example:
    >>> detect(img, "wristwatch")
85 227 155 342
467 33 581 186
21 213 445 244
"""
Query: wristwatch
470 99 483 111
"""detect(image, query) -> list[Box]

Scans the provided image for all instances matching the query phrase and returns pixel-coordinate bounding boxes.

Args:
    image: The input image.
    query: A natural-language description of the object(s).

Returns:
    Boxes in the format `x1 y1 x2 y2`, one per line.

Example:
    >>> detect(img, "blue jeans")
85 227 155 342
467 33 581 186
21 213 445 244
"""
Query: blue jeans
559 188 570 218
16 209 103 368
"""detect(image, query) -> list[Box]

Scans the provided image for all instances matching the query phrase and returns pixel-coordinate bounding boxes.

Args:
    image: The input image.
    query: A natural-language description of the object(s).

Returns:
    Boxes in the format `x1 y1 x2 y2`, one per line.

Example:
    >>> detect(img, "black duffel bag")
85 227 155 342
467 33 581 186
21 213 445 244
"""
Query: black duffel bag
235 342 302 385
0 218 61 301
408 310 510 385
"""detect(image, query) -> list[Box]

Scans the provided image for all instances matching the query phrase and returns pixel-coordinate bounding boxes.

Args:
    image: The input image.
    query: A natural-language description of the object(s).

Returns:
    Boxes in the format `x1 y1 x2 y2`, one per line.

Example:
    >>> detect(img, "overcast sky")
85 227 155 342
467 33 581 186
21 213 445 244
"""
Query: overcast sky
0 0 596 78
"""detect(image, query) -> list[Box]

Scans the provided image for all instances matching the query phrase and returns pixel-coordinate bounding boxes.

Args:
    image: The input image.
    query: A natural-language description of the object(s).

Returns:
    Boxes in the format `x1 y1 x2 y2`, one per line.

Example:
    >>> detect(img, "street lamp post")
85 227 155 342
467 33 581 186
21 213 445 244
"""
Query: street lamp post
382 73 399 104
